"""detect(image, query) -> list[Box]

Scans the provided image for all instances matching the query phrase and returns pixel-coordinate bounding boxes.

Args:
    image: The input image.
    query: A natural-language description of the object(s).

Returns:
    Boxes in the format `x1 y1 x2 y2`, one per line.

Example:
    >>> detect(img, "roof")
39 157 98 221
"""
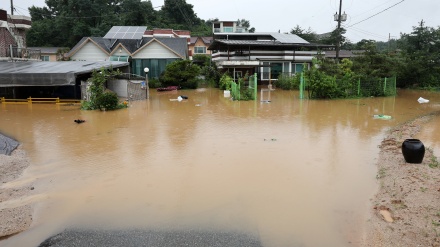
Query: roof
104 26 147 40
0 61 129 87
28 47 68 54
208 39 334 50
325 50 365 58
213 32 309 44
68 37 188 58
190 37 213 45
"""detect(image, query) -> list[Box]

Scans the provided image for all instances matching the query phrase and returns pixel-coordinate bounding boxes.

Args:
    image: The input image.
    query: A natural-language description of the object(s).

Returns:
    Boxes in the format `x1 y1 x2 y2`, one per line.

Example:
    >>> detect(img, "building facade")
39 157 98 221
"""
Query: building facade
209 21 333 82
67 27 189 79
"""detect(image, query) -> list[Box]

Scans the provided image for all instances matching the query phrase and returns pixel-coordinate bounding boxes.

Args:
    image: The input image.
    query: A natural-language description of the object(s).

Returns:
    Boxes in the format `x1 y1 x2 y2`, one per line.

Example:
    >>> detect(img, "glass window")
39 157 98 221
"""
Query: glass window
261 62 270 80
293 63 308 73
223 27 233 32
283 62 290 74
41 55 50 61
234 71 242 81
194 47 206 54
132 59 180 78
270 63 282 79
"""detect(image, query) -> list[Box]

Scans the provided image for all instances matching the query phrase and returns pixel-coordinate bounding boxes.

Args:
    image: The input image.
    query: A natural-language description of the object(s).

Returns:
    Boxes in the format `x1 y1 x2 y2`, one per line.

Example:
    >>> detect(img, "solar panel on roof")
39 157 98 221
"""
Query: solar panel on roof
103 26 147 40
270 33 309 44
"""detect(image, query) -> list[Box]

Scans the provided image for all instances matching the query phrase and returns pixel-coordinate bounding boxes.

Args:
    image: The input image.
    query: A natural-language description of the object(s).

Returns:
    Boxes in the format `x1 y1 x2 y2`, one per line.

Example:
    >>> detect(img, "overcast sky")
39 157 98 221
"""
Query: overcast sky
5 0 440 42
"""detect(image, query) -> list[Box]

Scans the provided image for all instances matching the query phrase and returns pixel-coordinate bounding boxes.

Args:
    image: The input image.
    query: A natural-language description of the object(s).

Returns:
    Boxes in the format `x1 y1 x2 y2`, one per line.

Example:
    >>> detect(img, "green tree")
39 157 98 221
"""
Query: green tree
81 67 123 111
160 60 201 89
290 25 318 43
27 0 160 47
160 0 202 30
397 20 440 87
237 19 255 33
351 40 398 78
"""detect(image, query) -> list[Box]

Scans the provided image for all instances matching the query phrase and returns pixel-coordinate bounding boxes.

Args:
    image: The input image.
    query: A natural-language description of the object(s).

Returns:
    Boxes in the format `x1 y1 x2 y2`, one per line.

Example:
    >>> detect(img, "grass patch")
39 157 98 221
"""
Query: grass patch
429 155 439 169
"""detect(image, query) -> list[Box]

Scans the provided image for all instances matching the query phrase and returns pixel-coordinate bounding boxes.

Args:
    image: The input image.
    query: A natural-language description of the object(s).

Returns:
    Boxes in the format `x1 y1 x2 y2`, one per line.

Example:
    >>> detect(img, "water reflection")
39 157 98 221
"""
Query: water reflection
1 89 440 247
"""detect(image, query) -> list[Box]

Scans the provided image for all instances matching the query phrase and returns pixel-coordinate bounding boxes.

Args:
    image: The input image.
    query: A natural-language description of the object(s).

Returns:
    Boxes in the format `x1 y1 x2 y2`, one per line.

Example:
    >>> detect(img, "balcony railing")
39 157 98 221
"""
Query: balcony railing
0 46 41 60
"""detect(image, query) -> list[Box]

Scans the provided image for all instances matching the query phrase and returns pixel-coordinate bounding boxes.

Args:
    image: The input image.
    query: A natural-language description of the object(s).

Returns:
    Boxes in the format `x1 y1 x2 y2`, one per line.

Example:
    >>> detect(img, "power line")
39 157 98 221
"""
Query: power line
345 26 388 40
347 0 405 28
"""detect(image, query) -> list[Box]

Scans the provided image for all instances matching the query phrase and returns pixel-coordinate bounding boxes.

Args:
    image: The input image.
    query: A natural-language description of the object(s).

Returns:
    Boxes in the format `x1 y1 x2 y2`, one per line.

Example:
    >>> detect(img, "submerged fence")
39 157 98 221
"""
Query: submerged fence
299 73 397 99
231 73 258 101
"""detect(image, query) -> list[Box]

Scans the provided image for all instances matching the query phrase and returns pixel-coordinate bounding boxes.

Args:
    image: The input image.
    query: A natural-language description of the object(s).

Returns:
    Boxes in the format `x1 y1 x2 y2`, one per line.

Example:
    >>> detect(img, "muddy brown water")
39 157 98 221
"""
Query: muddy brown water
1 88 440 247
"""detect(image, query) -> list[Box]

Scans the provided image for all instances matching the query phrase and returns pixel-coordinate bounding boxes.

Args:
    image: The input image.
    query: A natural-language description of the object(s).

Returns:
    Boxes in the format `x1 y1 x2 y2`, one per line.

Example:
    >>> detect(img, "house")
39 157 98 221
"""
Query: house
189 36 213 58
0 61 130 99
67 26 189 79
28 47 69 61
0 9 39 61
208 21 333 82
143 28 190 39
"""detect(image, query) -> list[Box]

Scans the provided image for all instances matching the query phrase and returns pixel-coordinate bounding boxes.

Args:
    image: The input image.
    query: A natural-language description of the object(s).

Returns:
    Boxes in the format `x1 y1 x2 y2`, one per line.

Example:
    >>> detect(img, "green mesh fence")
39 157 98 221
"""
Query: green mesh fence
231 73 258 101
299 74 397 99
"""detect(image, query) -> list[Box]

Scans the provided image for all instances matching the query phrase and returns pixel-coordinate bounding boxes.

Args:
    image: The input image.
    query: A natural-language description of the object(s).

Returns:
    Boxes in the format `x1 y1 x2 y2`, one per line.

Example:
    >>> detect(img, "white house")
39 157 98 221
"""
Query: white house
208 21 333 82
67 26 189 79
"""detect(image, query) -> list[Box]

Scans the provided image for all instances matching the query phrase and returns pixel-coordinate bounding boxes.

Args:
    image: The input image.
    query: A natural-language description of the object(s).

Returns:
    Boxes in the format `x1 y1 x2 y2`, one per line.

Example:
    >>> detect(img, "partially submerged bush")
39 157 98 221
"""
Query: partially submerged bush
219 73 233 90
160 60 201 89
95 91 119 110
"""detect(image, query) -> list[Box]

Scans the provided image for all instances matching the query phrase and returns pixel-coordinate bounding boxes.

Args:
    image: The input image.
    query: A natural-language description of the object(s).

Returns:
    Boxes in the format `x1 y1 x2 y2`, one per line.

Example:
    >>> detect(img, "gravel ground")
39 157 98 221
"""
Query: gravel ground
360 113 440 247
38 228 263 247
0 146 34 239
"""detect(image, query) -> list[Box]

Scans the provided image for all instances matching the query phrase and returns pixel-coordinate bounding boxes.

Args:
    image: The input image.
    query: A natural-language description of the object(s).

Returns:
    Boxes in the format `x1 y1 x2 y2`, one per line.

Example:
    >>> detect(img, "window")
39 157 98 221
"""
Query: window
270 63 282 79
234 71 242 81
41 55 50 61
194 46 206 54
292 63 309 73
223 27 233 32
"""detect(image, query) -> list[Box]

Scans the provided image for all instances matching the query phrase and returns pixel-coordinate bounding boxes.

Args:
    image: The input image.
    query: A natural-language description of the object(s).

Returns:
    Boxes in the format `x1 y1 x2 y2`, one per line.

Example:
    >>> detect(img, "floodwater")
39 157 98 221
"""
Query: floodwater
1 88 440 247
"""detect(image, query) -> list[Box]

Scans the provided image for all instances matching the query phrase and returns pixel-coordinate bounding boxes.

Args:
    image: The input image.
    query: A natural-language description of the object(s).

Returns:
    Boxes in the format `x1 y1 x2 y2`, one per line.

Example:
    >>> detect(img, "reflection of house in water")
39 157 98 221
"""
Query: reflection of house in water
208 21 333 83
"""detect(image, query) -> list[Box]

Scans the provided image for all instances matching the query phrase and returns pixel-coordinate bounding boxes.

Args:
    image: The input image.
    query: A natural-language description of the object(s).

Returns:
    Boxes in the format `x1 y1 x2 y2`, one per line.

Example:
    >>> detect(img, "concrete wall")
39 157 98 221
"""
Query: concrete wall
108 79 128 98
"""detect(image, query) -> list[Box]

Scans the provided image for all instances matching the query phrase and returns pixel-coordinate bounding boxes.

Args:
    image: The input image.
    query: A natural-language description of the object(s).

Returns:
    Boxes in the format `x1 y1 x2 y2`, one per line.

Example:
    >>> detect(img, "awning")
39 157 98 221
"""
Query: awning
109 56 130 62
0 61 129 87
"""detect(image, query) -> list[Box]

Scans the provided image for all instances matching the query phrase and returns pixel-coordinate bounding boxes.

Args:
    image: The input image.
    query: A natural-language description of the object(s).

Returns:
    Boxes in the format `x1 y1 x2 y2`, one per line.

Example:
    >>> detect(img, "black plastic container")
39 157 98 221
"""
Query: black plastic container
401 139 425 164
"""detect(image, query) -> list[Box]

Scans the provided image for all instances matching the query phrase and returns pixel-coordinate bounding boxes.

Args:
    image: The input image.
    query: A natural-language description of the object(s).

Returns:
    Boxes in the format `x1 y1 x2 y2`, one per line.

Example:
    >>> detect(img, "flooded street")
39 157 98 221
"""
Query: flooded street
1 88 440 247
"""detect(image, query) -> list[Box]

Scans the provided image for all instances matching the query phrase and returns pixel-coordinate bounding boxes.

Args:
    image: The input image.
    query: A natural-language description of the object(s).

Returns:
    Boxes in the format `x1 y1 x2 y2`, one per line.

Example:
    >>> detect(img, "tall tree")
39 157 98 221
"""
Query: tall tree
397 20 440 87
237 19 255 33
27 0 160 47
160 0 201 30
290 25 317 43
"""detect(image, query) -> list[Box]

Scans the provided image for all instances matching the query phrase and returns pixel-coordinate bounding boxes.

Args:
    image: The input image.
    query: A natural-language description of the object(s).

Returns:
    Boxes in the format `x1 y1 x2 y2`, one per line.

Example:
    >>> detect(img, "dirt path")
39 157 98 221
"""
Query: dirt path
360 113 440 247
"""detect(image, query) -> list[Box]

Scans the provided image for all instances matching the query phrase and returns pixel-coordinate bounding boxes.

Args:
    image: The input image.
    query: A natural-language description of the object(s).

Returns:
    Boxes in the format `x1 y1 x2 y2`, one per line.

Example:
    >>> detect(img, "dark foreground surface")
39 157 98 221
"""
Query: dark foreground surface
0 133 18 155
38 229 264 247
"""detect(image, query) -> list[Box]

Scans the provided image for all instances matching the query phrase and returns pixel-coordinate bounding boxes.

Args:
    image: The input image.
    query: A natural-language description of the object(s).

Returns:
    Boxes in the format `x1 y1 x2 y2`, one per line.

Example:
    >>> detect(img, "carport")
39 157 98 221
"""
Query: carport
0 61 129 99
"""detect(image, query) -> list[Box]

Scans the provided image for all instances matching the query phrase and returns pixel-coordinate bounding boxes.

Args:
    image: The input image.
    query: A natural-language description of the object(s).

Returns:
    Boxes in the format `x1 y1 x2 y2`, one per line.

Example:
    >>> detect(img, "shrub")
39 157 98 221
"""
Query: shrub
148 78 162 88
160 60 201 89
276 73 301 90
95 91 119 110
219 73 233 90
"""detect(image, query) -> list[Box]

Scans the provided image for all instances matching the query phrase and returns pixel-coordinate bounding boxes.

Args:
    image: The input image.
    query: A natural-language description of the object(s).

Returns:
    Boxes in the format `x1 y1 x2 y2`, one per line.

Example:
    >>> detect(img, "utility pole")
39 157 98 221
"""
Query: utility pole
335 0 343 60
10 0 14 15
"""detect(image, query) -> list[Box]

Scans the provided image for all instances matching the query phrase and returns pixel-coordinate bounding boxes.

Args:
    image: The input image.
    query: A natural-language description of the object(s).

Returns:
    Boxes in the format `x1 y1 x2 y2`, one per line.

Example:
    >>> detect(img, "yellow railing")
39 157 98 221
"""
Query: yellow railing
0 97 81 104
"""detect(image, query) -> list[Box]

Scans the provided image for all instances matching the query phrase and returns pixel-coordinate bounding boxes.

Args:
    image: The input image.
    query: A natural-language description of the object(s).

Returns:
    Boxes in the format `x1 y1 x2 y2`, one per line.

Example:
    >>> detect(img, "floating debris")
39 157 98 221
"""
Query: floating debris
373 115 392 120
